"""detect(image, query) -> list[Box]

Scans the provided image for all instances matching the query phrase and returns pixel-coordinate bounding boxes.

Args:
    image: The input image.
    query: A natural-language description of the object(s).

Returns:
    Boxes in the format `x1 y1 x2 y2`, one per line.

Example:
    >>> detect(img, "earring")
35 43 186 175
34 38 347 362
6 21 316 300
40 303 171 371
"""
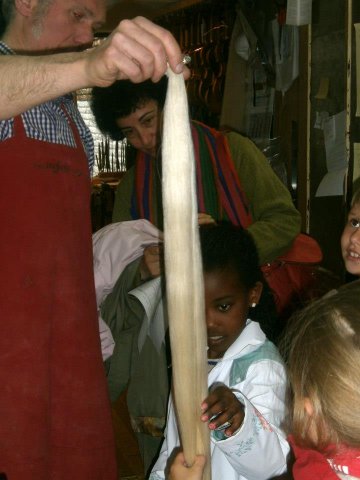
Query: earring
251 302 257 308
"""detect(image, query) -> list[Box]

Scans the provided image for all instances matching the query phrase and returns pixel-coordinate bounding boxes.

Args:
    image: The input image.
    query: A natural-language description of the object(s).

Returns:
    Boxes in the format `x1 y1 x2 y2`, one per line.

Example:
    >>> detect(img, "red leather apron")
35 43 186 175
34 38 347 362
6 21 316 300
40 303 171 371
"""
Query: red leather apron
0 112 117 479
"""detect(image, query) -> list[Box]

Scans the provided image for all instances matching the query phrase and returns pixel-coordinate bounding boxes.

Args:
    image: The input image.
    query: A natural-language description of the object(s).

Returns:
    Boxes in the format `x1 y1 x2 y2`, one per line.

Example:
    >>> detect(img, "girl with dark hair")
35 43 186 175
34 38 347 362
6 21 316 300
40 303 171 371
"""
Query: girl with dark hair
150 223 290 480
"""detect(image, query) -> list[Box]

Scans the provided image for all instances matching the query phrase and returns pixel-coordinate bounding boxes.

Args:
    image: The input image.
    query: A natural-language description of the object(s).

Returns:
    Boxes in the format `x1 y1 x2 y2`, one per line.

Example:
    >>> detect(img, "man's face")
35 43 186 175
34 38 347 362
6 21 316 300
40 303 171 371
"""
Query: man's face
29 0 106 52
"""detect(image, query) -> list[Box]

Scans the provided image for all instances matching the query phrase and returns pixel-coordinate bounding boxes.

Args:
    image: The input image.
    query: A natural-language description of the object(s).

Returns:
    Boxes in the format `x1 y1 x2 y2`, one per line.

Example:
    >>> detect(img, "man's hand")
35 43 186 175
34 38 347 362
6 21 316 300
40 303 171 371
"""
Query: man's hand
85 16 190 86
0 17 190 120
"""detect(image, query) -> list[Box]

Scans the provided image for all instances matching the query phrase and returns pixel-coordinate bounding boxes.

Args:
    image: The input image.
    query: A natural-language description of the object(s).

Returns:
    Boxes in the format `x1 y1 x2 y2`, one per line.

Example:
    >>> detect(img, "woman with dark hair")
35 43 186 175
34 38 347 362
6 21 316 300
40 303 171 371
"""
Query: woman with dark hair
92 76 168 144
91 76 301 264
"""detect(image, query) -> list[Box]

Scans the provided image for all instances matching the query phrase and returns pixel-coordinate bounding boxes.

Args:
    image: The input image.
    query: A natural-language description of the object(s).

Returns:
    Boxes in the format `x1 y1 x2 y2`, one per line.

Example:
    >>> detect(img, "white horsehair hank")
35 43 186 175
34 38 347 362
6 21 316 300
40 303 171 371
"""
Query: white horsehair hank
162 67 211 480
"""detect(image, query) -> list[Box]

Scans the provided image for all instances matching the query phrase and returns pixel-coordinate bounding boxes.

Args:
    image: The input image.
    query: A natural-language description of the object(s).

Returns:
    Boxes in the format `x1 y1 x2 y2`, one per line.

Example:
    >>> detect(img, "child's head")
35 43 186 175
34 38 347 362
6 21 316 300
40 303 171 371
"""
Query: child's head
199 223 263 359
282 280 360 451
341 189 360 277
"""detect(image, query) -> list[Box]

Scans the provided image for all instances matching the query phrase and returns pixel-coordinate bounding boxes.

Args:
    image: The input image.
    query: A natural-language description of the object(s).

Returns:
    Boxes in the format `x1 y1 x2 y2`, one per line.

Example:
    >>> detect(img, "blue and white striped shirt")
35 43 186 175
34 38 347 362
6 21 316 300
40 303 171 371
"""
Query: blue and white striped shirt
0 42 94 173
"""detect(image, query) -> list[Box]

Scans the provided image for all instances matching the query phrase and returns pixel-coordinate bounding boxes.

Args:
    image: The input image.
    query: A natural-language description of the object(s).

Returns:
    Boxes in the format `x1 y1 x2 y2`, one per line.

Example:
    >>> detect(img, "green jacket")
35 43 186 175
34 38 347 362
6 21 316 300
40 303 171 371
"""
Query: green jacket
101 258 169 423
112 132 301 264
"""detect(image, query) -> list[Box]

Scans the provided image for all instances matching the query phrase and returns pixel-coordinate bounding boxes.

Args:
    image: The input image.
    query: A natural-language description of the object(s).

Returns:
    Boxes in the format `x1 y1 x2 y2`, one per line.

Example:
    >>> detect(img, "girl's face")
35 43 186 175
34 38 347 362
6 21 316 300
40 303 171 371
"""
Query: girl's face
204 268 262 359
116 100 161 158
341 202 360 276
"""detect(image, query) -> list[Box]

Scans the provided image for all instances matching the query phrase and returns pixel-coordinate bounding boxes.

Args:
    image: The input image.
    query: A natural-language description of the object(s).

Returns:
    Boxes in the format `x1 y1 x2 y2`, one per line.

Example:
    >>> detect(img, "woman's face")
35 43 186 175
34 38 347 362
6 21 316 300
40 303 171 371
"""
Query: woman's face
341 202 360 276
116 100 161 158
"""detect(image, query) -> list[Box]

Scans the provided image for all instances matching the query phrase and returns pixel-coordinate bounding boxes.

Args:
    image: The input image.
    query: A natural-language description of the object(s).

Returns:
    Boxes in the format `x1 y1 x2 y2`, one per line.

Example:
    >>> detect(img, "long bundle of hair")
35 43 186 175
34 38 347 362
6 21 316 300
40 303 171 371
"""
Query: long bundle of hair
162 67 211 480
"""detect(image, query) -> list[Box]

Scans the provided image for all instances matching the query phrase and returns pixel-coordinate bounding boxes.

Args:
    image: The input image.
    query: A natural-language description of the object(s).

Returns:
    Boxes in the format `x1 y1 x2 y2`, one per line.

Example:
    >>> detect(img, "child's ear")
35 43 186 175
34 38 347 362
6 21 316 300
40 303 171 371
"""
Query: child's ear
249 281 263 307
303 398 314 416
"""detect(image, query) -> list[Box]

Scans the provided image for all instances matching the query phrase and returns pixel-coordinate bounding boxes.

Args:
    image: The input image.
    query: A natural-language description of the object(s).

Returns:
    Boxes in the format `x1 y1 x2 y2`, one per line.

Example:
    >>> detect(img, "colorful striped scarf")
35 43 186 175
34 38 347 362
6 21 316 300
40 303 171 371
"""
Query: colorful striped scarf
131 121 252 228
130 120 322 318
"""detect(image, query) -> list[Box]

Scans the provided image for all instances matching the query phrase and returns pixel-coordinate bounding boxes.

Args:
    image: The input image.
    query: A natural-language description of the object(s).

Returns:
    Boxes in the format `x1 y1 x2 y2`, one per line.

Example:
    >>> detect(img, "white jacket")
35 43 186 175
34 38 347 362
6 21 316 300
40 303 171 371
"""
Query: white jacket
150 320 290 480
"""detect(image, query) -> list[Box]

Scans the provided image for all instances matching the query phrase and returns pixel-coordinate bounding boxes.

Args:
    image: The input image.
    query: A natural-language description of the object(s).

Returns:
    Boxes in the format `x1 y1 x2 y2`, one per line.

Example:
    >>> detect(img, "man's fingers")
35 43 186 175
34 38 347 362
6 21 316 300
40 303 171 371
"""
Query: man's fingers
132 17 185 78
111 17 181 82
85 17 189 86
104 30 157 82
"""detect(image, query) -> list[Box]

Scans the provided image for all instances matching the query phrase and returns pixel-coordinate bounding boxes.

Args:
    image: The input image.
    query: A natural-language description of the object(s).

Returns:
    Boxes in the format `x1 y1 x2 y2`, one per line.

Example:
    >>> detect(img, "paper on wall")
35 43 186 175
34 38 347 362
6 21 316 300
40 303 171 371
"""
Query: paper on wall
272 19 299 94
316 110 348 197
286 0 312 26
353 143 360 183
315 169 347 197
314 111 330 130
354 24 360 116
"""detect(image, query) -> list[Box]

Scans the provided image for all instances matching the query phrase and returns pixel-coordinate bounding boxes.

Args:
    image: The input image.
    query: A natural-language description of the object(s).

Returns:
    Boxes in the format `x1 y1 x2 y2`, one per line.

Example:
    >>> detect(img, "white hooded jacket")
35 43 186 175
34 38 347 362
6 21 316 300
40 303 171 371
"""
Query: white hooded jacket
150 320 290 480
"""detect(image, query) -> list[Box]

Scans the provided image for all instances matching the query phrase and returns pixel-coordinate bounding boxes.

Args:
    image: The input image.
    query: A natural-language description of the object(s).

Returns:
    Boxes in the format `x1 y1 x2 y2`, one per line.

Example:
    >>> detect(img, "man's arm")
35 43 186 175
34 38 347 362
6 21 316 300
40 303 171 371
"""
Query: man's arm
0 53 88 119
0 16 187 120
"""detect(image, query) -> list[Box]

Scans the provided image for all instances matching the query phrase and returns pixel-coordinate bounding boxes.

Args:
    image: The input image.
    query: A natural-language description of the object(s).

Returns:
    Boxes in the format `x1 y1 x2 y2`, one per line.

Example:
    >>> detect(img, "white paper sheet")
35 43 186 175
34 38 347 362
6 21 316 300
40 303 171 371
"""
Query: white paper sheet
286 0 312 26
316 110 348 197
355 24 360 116
272 19 299 94
314 111 330 130
315 169 347 197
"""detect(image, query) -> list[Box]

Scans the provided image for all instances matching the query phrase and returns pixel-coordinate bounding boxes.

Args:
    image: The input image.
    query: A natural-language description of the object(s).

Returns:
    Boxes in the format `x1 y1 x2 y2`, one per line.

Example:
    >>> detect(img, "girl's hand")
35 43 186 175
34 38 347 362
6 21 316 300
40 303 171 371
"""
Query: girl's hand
168 452 206 480
200 385 244 437
197 212 216 226
140 244 163 280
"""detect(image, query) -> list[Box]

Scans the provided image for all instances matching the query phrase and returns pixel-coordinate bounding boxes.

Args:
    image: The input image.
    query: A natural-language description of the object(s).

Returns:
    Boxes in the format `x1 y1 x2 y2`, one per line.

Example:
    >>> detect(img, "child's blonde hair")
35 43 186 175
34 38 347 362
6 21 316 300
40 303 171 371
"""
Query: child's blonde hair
282 280 360 451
